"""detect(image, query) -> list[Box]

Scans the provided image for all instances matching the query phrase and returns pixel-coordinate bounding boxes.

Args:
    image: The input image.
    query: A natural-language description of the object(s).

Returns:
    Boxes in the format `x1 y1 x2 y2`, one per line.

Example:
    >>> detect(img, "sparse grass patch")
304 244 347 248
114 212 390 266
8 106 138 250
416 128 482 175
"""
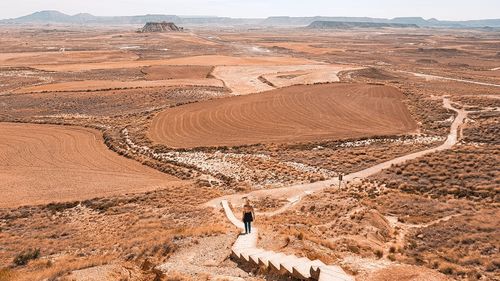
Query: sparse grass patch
0 269 15 281
13 249 40 266
9 255 114 281
170 224 228 238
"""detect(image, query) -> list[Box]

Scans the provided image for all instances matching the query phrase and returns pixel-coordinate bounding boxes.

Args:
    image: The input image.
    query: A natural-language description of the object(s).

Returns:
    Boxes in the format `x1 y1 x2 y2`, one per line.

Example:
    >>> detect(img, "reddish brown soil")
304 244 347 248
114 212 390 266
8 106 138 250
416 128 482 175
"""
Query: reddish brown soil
0 50 139 67
141 65 213 80
363 265 451 281
0 123 185 207
33 55 318 72
14 78 223 93
148 83 417 148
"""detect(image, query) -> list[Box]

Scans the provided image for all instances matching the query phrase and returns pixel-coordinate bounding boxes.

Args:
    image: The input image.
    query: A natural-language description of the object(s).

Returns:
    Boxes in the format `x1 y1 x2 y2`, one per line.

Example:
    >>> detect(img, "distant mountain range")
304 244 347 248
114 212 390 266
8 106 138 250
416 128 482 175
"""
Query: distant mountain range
307 21 418 29
1 10 499 28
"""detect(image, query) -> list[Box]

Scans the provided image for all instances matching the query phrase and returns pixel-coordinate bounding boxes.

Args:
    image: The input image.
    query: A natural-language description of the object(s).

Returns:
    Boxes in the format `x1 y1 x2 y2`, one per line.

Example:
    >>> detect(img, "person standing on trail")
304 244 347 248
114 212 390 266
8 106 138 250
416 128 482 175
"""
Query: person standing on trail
242 198 255 234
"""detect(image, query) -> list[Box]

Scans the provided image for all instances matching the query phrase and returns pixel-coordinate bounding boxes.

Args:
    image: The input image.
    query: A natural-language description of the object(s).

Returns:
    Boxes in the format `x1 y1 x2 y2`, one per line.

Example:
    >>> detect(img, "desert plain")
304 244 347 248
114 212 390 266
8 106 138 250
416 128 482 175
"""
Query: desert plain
0 23 499 281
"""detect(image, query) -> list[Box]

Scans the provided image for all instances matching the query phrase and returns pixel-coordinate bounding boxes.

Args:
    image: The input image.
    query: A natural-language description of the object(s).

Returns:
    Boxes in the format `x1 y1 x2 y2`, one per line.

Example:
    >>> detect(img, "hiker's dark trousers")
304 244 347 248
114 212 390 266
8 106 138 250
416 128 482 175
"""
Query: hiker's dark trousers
244 221 252 233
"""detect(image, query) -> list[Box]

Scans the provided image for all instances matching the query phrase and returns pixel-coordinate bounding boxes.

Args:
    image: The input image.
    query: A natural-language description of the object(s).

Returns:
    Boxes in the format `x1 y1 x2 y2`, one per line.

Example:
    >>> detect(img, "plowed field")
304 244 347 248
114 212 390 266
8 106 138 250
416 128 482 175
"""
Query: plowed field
32 55 319 72
148 83 418 148
0 123 184 207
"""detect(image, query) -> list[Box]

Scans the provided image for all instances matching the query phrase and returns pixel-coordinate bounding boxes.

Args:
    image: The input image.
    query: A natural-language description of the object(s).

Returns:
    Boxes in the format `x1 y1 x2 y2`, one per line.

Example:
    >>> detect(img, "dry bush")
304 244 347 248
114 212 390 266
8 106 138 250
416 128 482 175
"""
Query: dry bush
241 138 439 176
404 208 499 279
463 112 499 145
369 192 472 224
169 224 228 238
262 188 394 259
13 249 40 266
373 145 499 201
0 186 226 269
9 255 113 281
452 96 500 109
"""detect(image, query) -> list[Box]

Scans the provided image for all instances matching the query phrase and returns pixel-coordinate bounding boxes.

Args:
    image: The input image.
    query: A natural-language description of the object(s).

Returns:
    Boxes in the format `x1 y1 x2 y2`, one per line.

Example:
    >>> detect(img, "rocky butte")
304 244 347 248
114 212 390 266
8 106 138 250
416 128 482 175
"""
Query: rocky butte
140 22 182 32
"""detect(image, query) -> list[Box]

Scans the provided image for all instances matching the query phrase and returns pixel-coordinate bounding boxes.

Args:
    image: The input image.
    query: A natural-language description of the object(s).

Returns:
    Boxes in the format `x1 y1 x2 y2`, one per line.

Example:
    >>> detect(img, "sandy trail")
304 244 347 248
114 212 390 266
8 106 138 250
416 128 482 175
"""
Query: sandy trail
205 97 467 211
0 123 185 208
406 71 500 88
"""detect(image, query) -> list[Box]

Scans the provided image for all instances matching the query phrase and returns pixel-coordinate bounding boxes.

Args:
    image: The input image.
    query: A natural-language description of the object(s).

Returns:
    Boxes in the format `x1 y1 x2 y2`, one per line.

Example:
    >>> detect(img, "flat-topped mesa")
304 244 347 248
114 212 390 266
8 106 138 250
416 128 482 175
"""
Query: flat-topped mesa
307 20 419 29
140 22 183 32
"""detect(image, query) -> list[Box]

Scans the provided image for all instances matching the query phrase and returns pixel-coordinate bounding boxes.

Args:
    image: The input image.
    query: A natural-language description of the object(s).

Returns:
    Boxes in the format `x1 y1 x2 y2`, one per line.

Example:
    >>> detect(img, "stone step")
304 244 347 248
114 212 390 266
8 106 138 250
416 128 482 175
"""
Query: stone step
249 250 274 265
233 238 254 248
311 264 346 280
281 256 310 274
269 254 298 273
221 200 354 281
240 248 266 262
231 246 255 259
258 252 286 268
293 259 325 279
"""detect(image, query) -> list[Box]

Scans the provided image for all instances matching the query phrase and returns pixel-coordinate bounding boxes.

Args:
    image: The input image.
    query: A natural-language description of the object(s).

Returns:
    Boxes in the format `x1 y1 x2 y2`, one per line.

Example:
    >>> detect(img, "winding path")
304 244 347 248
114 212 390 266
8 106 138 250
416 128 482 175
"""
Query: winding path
221 200 354 281
214 97 467 280
207 96 467 212
405 71 500 88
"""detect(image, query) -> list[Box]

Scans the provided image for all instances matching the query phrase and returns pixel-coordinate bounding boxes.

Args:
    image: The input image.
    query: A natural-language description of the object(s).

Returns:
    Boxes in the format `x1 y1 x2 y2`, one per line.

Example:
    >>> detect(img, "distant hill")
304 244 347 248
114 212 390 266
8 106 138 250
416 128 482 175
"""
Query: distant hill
262 16 389 26
1 11 499 28
307 21 418 29
11 10 74 23
140 22 182 32
1 10 182 25
264 16 500 28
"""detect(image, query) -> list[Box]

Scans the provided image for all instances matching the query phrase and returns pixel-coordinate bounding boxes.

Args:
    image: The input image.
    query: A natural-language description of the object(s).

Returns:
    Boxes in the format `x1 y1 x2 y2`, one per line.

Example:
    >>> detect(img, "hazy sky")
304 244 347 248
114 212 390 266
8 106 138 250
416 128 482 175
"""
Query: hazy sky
1 0 499 20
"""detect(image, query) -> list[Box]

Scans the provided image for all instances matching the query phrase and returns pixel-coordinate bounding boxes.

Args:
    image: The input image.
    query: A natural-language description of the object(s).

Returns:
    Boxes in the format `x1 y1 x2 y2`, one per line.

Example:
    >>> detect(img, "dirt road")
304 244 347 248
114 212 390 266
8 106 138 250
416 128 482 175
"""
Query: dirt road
205 97 467 211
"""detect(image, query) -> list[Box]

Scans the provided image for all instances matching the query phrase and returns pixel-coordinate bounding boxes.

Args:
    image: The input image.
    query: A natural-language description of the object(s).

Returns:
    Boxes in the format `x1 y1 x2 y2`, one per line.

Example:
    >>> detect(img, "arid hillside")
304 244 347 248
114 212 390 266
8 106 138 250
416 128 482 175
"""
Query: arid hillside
0 25 498 281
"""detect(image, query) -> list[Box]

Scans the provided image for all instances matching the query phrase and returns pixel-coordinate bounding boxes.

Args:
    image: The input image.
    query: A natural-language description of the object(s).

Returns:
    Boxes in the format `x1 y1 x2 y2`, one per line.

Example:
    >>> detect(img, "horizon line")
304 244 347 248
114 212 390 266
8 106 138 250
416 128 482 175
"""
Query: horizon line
2 10 499 22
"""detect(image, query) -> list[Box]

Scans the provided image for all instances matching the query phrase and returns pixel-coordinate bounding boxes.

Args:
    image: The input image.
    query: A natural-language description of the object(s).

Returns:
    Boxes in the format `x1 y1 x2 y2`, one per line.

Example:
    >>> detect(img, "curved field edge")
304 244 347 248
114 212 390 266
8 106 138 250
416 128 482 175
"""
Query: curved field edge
147 83 418 149
0 122 185 208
